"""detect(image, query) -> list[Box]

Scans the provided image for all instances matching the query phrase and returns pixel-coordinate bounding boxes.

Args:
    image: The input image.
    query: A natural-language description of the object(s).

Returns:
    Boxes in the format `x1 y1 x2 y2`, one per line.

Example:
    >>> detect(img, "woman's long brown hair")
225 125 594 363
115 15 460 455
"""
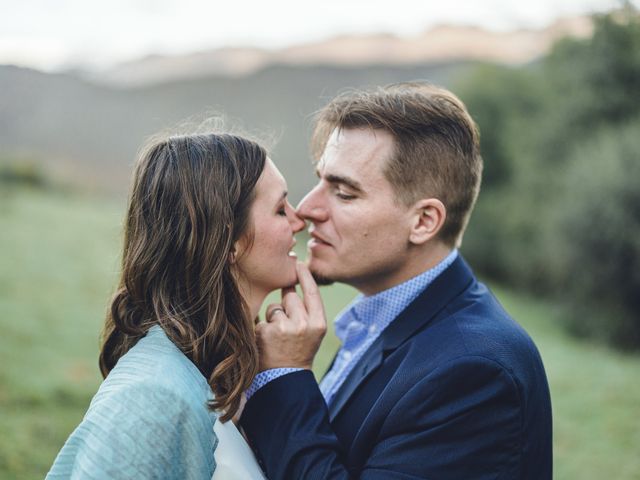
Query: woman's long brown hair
99 133 264 422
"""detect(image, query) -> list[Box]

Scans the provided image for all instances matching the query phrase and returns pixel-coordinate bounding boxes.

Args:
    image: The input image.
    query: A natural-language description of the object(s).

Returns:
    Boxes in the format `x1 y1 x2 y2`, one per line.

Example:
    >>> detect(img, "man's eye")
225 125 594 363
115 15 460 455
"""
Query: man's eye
336 191 356 200
277 207 287 216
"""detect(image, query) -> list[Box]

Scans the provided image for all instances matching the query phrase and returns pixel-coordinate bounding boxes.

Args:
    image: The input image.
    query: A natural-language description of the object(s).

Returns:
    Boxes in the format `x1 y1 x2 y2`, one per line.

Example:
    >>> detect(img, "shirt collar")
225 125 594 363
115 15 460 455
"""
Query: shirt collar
334 249 458 341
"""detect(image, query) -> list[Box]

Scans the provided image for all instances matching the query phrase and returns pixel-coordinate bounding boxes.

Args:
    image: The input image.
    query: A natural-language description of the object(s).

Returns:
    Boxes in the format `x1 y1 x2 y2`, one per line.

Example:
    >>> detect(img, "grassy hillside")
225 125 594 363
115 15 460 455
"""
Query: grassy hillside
0 187 123 478
0 187 638 479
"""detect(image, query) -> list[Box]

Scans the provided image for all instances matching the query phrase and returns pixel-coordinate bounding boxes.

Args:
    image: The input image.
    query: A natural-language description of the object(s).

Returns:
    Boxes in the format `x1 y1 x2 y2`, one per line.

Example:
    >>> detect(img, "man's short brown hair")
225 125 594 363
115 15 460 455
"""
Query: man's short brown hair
311 82 482 247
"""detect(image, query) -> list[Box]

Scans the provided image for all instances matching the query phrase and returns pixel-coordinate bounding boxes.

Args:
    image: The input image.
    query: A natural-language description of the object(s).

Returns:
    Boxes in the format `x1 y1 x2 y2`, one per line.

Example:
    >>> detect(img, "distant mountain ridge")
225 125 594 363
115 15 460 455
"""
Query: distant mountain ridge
0 61 474 199
0 14 596 198
89 16 593 87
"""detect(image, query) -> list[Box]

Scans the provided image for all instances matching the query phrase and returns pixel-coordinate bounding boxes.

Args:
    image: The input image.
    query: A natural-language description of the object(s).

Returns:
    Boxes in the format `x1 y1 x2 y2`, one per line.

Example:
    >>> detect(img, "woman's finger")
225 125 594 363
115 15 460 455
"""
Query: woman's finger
296 262 324 316
281 287 306 324
265 303 286 322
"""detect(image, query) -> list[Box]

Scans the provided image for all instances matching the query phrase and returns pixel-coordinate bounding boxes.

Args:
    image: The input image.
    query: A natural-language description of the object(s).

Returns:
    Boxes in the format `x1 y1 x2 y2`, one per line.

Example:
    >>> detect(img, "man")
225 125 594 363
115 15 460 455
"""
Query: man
241 82 552 479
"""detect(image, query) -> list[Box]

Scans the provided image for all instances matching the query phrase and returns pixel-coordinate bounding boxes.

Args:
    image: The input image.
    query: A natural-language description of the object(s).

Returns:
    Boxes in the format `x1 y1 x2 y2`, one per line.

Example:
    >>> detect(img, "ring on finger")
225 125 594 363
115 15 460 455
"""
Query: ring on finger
267 306 285 320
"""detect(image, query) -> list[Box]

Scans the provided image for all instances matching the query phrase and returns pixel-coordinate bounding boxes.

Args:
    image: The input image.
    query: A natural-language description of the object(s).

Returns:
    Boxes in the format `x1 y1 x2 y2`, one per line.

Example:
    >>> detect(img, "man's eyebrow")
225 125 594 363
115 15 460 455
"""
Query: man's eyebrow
324 173 364 193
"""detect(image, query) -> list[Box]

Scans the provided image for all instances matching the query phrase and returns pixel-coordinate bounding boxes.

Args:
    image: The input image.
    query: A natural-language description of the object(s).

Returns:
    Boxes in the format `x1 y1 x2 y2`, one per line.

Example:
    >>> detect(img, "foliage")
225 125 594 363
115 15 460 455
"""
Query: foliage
549 120 640 349
0 159 48 188
456 64 544 189
459 9 640 348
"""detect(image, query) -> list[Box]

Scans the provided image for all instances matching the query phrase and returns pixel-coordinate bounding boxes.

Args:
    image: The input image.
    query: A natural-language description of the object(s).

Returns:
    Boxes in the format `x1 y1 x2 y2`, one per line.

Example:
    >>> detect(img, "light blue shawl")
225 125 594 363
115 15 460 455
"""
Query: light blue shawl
46 325 218 479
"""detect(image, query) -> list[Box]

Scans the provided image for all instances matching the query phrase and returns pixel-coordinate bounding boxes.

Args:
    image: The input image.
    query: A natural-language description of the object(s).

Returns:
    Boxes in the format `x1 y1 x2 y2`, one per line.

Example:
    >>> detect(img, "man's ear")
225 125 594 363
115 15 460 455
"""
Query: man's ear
408 198 446 245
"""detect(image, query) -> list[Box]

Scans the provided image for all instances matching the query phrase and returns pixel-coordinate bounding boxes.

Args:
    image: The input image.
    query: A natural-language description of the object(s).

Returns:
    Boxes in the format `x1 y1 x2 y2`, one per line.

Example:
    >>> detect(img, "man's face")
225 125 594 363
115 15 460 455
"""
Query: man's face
297 128 414 295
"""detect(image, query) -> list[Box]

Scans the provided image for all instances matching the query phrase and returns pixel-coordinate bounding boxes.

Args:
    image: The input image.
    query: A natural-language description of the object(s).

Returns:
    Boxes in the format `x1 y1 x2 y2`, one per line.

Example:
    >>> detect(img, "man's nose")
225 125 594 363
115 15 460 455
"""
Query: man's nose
296 186 328 222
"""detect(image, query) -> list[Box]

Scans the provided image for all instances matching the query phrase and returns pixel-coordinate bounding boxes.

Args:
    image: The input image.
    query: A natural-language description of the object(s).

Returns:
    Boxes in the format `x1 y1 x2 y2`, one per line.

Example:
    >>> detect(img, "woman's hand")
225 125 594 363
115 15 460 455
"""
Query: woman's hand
255 262 327 371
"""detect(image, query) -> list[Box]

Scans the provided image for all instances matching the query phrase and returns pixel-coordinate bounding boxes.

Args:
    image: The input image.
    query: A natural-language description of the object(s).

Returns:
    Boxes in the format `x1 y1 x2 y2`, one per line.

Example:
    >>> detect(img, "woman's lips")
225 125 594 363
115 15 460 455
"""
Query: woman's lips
288 238 298 258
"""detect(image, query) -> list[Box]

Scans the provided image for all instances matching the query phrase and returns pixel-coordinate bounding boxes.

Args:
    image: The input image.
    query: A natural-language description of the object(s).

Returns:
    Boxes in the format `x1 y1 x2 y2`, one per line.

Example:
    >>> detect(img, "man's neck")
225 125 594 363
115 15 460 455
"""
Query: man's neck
354 243 454 296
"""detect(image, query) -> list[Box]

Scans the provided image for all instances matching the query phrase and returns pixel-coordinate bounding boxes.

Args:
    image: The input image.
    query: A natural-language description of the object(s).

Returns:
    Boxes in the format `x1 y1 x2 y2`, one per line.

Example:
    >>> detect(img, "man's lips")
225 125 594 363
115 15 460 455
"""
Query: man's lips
309 232 332 247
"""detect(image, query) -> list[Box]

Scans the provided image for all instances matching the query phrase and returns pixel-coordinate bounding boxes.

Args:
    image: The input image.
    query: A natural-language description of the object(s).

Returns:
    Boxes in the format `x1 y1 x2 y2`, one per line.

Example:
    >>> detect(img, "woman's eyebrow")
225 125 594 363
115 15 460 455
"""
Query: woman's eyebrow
275 190 288 204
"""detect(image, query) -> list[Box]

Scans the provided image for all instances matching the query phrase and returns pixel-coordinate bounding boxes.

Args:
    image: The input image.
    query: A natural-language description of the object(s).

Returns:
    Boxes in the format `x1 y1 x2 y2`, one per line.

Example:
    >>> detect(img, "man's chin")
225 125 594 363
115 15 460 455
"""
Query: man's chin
309 266 335 286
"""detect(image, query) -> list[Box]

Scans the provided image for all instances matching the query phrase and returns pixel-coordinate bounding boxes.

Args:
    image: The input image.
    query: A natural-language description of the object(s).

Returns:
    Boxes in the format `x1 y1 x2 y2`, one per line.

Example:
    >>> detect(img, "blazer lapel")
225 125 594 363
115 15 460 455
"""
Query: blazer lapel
328 337 384 421
328 256 475 422
321 351 339 381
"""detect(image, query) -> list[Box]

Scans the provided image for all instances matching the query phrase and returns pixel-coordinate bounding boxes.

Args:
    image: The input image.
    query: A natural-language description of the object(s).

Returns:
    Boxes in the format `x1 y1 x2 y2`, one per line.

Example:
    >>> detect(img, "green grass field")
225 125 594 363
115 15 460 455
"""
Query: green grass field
1 187 639 479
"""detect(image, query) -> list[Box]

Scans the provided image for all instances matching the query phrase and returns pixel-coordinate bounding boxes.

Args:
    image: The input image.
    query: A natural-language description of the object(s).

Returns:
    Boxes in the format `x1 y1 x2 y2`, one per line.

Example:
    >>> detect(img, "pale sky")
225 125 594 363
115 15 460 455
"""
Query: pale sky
0 0 629 71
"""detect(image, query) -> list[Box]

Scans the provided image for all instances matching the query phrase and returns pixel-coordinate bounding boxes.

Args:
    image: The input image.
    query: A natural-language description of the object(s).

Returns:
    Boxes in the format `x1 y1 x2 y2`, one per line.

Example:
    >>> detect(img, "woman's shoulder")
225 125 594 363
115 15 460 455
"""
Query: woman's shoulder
47 383 218 480
46 326 219 479
93 325 215 417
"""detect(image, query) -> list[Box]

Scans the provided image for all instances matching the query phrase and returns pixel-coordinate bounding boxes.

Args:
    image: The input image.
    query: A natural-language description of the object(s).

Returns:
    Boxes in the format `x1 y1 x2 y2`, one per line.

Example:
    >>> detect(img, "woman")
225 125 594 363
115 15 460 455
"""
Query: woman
46 132 305 479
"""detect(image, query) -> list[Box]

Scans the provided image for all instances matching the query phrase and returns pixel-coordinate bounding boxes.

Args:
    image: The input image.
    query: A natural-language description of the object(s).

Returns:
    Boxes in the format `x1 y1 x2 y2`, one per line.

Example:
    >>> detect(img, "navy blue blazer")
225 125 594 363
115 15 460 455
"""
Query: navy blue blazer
241 256 552 479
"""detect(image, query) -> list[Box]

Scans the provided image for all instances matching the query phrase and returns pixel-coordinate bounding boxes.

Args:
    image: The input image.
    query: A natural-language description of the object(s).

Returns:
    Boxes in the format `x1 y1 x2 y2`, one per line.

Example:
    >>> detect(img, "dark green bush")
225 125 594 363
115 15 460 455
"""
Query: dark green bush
0 160 48 188
548 121 640 349
460 8 640 349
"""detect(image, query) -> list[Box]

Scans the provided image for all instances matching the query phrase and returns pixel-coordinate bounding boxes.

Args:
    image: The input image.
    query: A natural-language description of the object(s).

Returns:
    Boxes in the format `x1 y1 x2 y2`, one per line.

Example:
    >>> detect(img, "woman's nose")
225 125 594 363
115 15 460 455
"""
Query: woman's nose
288 208 306 233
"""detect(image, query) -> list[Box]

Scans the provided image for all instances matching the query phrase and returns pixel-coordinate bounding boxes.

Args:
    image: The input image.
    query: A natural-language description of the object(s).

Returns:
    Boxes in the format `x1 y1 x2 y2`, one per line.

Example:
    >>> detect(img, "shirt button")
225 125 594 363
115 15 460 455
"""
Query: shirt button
369 325 377 333
342 351 352 361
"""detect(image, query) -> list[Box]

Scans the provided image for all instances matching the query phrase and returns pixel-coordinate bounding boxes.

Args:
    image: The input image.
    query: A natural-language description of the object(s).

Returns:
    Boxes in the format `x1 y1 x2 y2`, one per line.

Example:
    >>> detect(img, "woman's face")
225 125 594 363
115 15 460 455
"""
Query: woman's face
236 158 305 294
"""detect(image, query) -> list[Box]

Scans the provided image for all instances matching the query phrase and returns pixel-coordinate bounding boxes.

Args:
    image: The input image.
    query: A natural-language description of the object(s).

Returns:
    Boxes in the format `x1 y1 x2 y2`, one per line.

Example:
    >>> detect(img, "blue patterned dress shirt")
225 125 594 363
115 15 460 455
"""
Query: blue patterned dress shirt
246 249 458 403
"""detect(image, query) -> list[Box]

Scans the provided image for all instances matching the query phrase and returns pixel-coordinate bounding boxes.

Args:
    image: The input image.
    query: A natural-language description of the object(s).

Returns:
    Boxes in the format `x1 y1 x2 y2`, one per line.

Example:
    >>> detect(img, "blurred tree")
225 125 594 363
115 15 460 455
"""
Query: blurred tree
460 6 640 348
549 120 640 349
540 6 640 161
457 64 546 282
457 65 543 189
0 158 48 189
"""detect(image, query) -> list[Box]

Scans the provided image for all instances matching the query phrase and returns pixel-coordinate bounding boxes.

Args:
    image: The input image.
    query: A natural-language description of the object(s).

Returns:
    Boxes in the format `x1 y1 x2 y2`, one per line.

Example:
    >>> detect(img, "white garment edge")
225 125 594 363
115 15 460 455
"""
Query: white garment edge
211 418 266 480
